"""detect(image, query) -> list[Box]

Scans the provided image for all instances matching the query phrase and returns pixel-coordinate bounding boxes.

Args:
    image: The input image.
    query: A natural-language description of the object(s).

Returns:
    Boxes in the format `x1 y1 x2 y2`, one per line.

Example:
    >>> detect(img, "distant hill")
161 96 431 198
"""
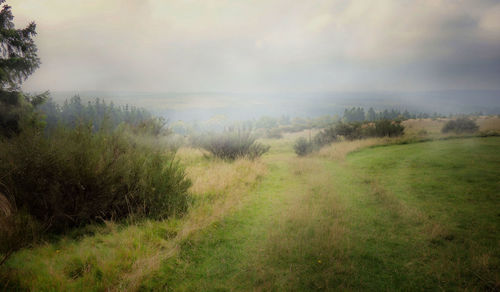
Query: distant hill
47 90 500 121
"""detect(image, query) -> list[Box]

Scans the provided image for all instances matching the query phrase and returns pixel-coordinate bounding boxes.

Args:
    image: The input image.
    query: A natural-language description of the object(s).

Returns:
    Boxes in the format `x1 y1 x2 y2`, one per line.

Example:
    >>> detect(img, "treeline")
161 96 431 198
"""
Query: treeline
38 95 160 133
343 107 447 123
256 108 447 131
171 107 452 137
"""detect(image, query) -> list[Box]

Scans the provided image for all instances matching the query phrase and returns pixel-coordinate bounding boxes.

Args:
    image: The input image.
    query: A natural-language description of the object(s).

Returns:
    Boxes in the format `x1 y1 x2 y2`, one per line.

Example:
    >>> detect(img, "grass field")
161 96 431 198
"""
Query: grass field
1 135 499 290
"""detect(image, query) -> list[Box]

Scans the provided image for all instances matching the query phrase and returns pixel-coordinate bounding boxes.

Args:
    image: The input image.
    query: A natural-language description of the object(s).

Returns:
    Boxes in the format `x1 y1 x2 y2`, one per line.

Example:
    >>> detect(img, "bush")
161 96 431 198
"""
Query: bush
442 118 479 134
373 119 404 137
294 137 313 156
195 129 270 160
0 125 191 233
313 127 338 147
0 92 47 138
334 122 363 140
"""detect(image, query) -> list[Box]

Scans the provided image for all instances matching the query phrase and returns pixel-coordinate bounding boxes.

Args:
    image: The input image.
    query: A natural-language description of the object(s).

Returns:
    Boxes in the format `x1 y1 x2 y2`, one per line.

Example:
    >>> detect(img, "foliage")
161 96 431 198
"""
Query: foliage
313 127 338 147
373 119 405 137
0 125 191 233
195 129 270 160
301 119 405 156
293 137 313 156
334 122 364 140
343 107 438 123
0 0 40 91
37 96 158 133
343 107 365 122
316 120 404 143
442 117 479 134
0 1 47 137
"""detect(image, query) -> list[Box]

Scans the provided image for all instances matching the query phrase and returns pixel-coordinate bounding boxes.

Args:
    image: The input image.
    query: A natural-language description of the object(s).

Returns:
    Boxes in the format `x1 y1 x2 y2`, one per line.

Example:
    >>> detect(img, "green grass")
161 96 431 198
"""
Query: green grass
141 137 500 291
341 137 500 290
2 137 499 291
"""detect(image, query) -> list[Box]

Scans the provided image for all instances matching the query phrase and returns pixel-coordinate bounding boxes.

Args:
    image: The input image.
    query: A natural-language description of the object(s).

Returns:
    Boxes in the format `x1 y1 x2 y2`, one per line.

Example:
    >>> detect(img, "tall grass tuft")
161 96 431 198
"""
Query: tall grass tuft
194 129 270 160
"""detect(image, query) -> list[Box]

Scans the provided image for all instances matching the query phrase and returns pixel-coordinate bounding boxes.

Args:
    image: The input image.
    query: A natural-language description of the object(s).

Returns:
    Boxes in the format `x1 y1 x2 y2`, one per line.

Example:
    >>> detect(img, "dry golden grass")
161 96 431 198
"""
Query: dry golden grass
476 116 500 132
178 157 267 239
121 150 267 290
316 138 390 161
175 147 208 164
403 116 500 136
402 118 448 135
187 159 266 195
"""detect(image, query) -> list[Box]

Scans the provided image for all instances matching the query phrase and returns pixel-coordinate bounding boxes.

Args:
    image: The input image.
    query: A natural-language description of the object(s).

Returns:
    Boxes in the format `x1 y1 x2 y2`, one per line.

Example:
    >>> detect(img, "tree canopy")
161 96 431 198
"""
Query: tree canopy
0 0 42 136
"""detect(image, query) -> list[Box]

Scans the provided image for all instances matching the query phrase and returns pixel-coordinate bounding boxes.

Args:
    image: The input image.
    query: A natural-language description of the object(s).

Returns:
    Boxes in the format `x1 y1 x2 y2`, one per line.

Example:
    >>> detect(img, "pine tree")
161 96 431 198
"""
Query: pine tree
0 0 43 136
367 107 376 121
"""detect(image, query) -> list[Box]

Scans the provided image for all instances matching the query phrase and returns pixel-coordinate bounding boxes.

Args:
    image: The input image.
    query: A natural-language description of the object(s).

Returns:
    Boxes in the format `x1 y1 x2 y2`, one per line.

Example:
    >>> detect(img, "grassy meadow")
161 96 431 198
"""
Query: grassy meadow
1 119 500 291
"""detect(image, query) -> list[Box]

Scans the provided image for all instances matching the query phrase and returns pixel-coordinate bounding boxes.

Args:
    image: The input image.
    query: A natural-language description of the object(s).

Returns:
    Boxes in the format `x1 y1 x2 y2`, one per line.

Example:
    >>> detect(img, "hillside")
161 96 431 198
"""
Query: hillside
2 132 499 291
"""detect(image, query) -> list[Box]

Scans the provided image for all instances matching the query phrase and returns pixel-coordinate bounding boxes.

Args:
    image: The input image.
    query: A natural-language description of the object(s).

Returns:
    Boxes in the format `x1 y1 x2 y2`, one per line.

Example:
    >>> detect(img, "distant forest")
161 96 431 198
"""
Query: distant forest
37 96 156 132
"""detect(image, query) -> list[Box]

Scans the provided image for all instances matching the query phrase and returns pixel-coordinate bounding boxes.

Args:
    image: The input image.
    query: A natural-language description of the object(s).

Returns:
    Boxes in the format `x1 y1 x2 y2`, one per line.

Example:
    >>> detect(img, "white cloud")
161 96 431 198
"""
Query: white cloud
7 0 500 92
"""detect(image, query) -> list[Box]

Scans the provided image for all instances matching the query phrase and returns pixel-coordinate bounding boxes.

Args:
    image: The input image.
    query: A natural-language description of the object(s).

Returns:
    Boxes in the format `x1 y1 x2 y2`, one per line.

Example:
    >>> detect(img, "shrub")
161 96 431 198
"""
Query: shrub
0 125 191 233
196 129 270 160
442 118 479 134
0 92 47 138
374 119 404 137
294 137 313 156
313 127 338 147
334 122 363 140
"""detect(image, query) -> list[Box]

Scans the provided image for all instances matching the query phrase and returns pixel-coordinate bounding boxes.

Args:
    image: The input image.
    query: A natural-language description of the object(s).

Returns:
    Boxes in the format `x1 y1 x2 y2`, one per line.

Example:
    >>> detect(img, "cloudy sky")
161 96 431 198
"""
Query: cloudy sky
9 0 500 93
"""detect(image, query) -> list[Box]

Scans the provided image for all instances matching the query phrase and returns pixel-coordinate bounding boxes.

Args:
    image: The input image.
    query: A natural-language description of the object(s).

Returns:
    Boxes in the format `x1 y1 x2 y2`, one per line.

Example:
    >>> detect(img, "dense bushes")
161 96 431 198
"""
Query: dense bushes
293 137 313 156
0 125 191 233
373 119 405 137
294 119 405 156
194 129 270 160
0 92 47 138
442 118 479 134
316 120 404 142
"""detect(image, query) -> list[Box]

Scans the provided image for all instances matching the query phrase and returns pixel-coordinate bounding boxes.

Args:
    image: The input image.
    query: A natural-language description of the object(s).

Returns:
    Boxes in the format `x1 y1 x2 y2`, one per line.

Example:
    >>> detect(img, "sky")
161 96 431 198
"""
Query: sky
8 0 500 94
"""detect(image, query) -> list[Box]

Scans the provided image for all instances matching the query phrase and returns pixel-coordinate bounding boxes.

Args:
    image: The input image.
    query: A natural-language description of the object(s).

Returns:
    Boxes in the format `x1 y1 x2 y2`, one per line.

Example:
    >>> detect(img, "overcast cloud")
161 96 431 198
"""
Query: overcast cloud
9 0 500 93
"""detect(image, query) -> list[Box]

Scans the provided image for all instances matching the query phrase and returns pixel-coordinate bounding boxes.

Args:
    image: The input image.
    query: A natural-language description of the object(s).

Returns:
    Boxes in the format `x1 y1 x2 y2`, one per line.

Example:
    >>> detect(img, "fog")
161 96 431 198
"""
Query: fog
9 0 500 119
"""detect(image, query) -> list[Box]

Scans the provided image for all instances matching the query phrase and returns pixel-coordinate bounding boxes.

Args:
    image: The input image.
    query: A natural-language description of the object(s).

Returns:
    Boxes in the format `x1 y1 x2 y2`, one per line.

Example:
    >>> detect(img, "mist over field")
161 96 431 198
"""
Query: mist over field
2 1 500 291
10 0 500 109
49 90 500 122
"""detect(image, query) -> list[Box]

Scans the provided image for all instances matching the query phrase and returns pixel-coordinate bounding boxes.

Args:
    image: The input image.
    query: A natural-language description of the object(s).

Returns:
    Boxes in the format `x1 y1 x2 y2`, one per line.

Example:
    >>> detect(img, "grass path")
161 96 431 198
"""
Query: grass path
2 138 498 291
141 138 500 291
